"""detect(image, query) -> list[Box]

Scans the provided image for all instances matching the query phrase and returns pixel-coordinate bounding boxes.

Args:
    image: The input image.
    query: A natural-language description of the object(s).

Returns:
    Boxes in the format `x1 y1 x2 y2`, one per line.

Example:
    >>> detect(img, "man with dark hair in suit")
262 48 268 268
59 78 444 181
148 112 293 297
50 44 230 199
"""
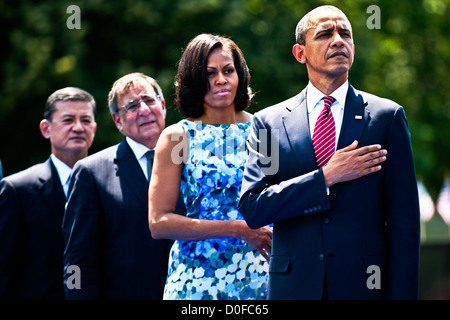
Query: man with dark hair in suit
239 5 420 300
0 87 97 299
62 73 184 299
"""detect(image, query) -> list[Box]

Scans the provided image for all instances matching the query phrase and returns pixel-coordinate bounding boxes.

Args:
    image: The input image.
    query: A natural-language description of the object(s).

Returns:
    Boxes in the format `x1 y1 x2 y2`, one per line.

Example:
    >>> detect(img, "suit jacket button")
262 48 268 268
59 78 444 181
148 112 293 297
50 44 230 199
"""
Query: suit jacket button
323 217 330 224
319 253 325 261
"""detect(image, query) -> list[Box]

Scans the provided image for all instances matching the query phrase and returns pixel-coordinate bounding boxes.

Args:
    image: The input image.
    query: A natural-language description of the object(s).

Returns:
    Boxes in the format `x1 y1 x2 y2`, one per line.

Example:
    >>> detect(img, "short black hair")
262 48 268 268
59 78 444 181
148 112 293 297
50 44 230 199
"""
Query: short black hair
44 87 96 121
295 5 351 45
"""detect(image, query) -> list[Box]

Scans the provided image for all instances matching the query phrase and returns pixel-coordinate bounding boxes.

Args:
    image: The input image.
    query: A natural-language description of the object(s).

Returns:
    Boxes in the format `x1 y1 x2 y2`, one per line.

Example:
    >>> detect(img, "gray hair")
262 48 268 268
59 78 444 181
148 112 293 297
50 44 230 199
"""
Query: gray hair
295 5 352 45
44 87 96 121
108 72 164 114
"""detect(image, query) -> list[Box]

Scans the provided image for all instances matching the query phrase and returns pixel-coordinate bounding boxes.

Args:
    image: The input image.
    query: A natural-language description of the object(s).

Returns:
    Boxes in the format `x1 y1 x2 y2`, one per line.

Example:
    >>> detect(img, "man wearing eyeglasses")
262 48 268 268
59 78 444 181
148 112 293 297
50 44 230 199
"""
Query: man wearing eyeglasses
62 73 185 299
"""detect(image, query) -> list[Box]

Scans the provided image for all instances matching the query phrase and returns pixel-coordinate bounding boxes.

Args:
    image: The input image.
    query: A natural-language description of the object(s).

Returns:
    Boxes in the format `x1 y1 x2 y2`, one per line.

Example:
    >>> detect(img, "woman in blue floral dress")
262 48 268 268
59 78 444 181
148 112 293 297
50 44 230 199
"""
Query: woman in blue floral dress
148 34 272 300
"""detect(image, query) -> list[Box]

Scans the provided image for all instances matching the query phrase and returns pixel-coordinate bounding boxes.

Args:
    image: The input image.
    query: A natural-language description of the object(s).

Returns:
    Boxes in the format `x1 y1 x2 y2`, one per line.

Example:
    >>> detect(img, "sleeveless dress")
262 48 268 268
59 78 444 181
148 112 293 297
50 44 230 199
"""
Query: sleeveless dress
162 119 269 300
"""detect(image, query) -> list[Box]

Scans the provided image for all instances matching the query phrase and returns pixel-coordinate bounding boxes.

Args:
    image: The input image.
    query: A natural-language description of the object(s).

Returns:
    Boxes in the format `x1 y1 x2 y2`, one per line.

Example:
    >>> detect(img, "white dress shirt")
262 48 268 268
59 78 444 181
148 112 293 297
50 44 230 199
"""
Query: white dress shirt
307 80 349 151
50 154 72 198
126 137 153 181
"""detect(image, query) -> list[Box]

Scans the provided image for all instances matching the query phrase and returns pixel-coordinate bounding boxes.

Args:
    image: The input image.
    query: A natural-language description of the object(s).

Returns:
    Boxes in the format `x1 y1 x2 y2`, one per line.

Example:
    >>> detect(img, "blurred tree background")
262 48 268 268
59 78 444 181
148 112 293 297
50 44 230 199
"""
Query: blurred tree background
1 0 449 198
1 0 450 298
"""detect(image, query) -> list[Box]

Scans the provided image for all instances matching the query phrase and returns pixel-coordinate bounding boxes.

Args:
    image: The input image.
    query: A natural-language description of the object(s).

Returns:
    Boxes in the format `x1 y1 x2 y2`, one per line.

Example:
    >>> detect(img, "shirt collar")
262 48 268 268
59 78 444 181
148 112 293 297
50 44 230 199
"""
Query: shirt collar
50 154 72 185
125 136 152 160
307 80 349 113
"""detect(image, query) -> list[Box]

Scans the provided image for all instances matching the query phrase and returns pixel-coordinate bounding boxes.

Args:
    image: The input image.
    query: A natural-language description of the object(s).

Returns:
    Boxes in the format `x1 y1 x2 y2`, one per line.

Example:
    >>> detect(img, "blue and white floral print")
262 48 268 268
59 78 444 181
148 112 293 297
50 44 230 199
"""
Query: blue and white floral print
163 120 269 300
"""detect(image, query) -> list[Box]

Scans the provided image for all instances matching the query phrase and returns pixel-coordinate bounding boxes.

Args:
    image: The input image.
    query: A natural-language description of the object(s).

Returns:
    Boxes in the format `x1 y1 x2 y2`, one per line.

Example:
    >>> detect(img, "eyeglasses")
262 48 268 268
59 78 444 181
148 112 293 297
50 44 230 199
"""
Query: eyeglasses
119 95 162 114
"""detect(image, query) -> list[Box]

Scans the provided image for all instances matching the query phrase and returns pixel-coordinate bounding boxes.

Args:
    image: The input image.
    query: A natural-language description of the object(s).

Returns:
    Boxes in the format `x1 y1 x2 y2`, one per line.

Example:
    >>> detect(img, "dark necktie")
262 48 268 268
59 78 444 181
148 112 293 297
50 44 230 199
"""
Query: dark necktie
312 96 336 168
145 150 154 182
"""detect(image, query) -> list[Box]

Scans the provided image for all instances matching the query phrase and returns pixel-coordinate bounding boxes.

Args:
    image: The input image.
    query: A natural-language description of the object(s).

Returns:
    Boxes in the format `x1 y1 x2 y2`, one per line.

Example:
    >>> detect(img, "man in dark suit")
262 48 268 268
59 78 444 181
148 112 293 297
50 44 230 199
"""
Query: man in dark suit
62 73 184 299
0 87 97 299
238 5 420 300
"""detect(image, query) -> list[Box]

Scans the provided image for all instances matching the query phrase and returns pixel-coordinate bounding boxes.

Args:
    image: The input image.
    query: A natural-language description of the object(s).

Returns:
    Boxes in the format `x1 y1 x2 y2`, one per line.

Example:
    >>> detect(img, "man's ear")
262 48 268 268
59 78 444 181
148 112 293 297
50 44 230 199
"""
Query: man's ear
161 99 167 119
92 121 98 135
111 113 123 132
292 43 307 64
39 119 51 139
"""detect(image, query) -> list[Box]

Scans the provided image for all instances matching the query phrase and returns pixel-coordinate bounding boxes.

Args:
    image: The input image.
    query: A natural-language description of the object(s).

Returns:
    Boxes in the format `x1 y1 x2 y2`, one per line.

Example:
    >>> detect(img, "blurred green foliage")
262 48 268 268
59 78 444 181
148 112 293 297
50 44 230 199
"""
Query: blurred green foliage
1 0 449 198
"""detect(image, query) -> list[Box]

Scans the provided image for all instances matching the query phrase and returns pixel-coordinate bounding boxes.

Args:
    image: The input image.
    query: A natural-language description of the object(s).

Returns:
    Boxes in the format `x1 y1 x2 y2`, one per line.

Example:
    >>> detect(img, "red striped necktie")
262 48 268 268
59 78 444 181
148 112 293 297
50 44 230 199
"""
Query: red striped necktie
312 96 336 168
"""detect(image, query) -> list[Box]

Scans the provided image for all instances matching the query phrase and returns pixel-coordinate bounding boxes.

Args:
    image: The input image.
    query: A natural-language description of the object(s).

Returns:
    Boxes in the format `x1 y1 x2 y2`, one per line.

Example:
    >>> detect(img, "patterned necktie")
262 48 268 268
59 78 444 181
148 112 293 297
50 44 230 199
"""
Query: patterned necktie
312 96 336 168
145 150 154 182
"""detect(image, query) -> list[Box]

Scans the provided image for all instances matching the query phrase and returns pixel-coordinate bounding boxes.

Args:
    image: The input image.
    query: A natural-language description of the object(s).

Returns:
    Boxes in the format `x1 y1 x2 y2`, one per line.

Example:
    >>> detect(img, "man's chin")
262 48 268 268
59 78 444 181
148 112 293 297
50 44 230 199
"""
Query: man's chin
139 124 161 136
67 142 90 152
135 130 162 145
327 66 351 78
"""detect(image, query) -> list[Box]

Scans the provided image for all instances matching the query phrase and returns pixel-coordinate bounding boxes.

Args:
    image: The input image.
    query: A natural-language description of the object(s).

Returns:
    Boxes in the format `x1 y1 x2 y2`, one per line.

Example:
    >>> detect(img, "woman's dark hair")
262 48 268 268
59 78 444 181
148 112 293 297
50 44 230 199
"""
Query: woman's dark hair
175 33 252 118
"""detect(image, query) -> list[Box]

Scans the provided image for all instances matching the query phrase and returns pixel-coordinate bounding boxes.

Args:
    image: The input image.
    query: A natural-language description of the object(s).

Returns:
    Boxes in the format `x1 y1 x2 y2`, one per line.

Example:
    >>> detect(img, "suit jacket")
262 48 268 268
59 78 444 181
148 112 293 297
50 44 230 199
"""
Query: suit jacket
62 138 184 299
0 159 66 299
238 84 420 300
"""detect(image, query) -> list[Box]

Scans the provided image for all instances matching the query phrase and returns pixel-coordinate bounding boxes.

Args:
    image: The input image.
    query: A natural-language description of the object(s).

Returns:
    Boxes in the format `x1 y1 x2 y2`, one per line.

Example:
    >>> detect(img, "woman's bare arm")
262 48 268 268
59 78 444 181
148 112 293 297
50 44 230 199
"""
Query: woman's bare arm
148 123 272 260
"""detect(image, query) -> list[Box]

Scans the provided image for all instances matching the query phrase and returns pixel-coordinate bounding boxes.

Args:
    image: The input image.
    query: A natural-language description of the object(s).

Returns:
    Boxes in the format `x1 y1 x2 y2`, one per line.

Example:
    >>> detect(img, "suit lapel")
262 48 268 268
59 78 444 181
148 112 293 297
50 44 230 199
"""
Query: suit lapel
38 159 66 226
336 85 370 150
281 89 318 174
281 85 370 202
114 139 148 209
330 85 370 201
